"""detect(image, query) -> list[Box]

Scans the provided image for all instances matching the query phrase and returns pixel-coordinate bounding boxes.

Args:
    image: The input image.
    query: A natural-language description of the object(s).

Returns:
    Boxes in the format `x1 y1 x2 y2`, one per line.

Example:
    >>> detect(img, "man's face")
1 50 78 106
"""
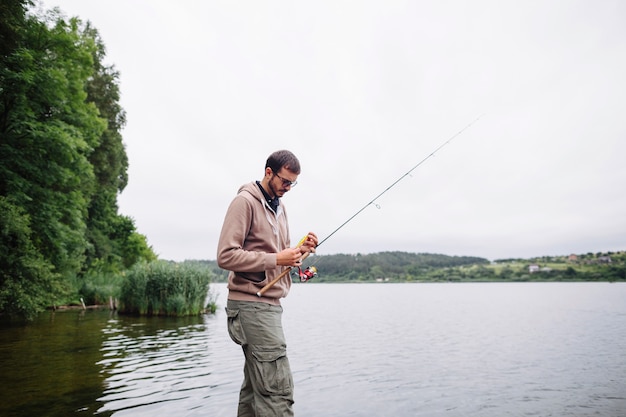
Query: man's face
269 168 298 198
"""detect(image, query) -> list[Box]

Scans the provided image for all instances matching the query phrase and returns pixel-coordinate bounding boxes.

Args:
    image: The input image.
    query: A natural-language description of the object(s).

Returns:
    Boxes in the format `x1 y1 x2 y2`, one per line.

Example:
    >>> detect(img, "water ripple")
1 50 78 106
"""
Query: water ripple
85 283 626 416
95 313 240 416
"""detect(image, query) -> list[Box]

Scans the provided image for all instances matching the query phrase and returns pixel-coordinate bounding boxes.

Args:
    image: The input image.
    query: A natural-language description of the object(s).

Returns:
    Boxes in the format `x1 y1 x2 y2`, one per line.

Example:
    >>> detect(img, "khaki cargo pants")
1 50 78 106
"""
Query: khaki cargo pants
226 300 294 417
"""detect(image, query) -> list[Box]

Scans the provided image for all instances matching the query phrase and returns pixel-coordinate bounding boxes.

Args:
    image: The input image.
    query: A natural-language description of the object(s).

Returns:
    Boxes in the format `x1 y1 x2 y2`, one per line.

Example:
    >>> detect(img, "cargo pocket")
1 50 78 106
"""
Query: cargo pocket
225 307 245 346
251 348 293 396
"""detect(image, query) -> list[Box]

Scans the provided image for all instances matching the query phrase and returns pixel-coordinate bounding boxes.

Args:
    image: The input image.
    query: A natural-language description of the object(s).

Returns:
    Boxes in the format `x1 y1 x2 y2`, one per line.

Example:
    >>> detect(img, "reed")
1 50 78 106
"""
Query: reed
75 273 124 306
119 261 213 316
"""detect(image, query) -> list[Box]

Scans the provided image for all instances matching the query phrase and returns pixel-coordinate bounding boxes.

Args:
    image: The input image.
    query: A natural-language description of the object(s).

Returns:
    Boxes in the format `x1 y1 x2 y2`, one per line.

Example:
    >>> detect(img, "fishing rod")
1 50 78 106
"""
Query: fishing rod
257 115 483 297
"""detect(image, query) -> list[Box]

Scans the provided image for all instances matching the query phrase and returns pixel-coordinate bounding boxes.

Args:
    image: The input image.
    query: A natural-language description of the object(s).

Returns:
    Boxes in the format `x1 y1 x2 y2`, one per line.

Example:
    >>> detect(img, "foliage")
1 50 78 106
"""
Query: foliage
74 271 124 306
119 261 213 316
1 6 103 280
81 20 140 274
0 2 155 319
0 196 65 319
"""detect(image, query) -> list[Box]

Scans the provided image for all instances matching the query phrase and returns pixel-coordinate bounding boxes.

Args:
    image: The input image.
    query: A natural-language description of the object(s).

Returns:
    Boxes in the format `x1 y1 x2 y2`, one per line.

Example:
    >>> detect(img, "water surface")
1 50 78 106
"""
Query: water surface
0 282 624 416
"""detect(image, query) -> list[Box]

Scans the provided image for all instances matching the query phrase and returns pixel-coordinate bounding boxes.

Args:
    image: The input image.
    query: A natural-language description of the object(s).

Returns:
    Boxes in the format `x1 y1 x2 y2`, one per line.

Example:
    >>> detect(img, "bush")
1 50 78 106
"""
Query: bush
119 261 212 316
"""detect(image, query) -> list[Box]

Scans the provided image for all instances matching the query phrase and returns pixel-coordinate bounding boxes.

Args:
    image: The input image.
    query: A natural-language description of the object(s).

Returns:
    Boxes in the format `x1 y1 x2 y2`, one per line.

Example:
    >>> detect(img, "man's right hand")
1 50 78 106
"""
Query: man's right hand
276 247 305 267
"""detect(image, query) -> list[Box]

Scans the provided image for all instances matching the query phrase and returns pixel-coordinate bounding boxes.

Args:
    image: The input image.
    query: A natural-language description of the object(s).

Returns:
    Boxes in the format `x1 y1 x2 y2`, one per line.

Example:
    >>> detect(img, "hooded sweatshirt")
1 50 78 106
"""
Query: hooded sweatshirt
217 182 292 305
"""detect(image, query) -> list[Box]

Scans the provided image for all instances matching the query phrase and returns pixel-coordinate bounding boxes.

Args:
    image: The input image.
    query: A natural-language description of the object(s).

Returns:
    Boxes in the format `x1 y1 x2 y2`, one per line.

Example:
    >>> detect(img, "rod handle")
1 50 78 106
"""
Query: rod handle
256 251 311 297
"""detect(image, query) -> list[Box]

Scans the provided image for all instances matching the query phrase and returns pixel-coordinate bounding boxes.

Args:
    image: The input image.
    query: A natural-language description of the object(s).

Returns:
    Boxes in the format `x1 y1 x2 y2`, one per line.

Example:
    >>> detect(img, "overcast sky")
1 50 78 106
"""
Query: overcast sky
41 0 626 261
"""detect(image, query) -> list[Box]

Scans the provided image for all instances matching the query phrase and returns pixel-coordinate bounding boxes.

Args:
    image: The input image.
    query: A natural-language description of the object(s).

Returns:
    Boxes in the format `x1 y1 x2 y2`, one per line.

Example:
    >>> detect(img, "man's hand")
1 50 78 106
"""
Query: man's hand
299 232 318 253
276 247 306 267
276 233 318 267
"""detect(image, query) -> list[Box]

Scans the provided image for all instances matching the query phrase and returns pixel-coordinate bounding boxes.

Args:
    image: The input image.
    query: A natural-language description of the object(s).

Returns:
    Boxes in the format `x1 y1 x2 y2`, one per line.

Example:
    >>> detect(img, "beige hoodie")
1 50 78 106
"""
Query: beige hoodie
217 182 292 304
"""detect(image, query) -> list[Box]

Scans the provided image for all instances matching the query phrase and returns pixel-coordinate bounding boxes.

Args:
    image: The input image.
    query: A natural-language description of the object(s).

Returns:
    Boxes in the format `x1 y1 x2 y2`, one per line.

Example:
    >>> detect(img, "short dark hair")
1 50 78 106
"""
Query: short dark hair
266 150 301 174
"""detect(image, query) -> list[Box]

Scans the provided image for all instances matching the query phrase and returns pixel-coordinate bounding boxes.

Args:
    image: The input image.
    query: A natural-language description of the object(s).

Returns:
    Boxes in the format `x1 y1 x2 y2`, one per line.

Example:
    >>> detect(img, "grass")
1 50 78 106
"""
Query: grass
74 272 124 306
119 260 215 316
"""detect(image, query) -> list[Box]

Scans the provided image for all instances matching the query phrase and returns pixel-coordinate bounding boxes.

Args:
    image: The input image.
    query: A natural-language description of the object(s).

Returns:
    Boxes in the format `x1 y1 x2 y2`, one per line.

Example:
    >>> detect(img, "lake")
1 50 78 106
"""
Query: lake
1 282 625 416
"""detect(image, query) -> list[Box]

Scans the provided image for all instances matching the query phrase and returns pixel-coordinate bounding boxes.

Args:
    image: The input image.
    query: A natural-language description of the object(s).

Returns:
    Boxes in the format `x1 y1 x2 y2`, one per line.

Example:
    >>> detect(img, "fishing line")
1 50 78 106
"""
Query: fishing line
316 114 484 249
257 114 484 295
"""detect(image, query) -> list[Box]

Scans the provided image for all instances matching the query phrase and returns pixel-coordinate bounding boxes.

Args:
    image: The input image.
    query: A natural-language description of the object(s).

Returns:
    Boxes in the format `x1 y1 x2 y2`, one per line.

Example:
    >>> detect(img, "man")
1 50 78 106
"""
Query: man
217 150 318 416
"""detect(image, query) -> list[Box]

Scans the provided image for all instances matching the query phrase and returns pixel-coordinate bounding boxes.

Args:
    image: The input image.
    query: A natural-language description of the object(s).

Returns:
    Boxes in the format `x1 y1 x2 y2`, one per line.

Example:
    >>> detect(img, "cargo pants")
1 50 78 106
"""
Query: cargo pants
226 299 294 417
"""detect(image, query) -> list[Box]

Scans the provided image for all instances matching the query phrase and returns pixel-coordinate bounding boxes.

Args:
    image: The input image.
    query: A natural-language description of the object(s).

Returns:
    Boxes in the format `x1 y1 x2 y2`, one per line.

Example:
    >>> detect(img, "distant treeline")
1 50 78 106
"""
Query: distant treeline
200 250 626 283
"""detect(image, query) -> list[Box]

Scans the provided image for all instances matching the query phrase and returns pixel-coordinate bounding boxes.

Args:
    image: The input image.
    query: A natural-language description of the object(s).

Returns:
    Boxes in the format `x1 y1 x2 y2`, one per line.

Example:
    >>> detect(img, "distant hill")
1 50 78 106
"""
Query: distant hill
188 250 626 283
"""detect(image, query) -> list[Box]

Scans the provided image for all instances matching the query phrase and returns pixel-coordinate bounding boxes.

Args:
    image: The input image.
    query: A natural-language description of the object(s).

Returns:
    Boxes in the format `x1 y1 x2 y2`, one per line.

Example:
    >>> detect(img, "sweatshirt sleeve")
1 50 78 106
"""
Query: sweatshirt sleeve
216 195 277 272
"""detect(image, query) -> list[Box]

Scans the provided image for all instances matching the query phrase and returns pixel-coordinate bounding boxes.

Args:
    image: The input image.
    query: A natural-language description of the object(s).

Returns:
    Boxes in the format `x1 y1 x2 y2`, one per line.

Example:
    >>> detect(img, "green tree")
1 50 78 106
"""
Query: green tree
1 3 155 318
79 21 155 273
1 7 105 280
0 197 63 319
563 266 577 278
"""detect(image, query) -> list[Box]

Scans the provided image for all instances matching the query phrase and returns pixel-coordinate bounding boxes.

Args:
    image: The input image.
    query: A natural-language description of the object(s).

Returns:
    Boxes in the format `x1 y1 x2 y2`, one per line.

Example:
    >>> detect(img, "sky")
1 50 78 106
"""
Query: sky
40 0 626 261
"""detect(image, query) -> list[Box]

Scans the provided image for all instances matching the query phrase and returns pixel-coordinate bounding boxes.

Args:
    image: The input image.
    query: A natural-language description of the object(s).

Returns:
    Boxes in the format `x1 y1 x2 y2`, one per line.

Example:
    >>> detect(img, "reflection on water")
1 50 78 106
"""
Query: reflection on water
1 283 625 417
96 314 239 416
0 292 241 417
0 309 113 416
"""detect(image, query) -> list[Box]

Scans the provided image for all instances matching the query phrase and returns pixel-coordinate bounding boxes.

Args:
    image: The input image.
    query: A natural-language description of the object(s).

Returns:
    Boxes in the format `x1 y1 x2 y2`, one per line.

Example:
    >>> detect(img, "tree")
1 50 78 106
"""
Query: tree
1 3 155 318
79 21 147 273
0 197 63 319
1 7 105 280
563 266 577 278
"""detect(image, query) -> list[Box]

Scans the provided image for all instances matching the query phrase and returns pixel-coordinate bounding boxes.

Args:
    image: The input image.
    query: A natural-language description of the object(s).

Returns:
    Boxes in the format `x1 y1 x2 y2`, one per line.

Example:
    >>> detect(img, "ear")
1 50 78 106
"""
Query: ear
264 167 273 177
